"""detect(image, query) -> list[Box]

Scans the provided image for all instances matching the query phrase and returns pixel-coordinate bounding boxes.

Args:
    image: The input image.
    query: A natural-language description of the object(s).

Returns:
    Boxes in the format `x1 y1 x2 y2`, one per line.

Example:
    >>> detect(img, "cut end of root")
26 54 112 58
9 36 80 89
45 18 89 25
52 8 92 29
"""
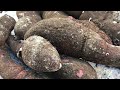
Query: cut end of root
17 47 22 58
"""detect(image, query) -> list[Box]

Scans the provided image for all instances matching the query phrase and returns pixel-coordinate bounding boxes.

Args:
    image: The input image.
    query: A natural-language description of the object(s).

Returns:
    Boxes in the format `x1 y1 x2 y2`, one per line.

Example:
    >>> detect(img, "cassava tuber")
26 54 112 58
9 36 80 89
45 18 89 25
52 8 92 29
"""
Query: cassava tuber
7 35 97 79
75 20 112 44
79 11 120 45
14 11 42 39
0 14 16 46
49 56 97 79
22 35 62 72
24 18 120 67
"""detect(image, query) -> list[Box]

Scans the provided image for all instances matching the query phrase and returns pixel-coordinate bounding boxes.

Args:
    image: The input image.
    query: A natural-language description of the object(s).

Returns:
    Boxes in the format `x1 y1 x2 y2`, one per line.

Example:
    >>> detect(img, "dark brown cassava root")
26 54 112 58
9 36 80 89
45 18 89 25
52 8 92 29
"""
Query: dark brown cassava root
0 46 50 79
24 18 120 67
92 19 120 46
14 16 41 39
0 14 16 46
49 56 97 79
22 35 62 72
42 11 68 19
79 11 120 45
15 11 42 39
76 20 112 44
56 16 112 44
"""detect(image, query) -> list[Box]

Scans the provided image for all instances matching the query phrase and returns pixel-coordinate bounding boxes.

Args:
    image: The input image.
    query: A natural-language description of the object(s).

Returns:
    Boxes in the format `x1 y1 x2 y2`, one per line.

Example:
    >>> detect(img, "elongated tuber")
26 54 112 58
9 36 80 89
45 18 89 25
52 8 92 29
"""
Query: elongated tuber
14 16 41 39
22 35 62 72
15 11 42 39
50 56 97 79
79 11 120 45
76 20 112 44
0 14 16 46
24 18 120 67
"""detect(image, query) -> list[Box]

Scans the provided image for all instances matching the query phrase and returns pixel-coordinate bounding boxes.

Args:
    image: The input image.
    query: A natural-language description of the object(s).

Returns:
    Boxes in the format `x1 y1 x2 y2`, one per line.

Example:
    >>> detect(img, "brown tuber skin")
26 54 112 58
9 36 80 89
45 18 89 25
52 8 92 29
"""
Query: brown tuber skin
16 11 41 20
24 18 120 67
52 56 97 79
42 11 68 19
0 46 50 79
79 11 120 45
0 14 16 46
0 14 16 31
62 17 112 44
76 20 112 44
92 19 120 46
15 11 42 39
80 11 120 22
22 35 62 72
14 16 41 39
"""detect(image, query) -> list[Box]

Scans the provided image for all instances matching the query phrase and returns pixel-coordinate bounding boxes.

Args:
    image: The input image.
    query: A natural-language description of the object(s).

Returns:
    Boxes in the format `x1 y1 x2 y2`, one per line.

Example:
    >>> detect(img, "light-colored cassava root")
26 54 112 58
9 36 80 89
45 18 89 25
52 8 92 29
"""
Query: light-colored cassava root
22 35 62 72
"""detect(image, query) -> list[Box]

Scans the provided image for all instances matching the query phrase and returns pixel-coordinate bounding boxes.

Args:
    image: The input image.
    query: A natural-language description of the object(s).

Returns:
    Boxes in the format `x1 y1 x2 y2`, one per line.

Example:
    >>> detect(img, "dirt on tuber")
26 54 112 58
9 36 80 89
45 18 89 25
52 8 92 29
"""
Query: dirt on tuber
0 14 16 46
24 18 120 67
50 56 97 79
22 35 62 72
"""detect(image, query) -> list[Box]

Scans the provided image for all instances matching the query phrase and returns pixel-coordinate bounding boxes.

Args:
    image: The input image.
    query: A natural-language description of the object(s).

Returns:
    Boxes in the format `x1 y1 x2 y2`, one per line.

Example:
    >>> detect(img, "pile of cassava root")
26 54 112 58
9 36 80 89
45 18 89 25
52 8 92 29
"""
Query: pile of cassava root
1 11 120 79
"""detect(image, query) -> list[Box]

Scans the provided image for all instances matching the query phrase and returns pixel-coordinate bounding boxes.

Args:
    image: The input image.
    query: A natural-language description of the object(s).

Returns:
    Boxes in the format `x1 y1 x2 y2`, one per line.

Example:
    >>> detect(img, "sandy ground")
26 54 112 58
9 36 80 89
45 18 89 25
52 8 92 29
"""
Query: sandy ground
0 11 120 79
